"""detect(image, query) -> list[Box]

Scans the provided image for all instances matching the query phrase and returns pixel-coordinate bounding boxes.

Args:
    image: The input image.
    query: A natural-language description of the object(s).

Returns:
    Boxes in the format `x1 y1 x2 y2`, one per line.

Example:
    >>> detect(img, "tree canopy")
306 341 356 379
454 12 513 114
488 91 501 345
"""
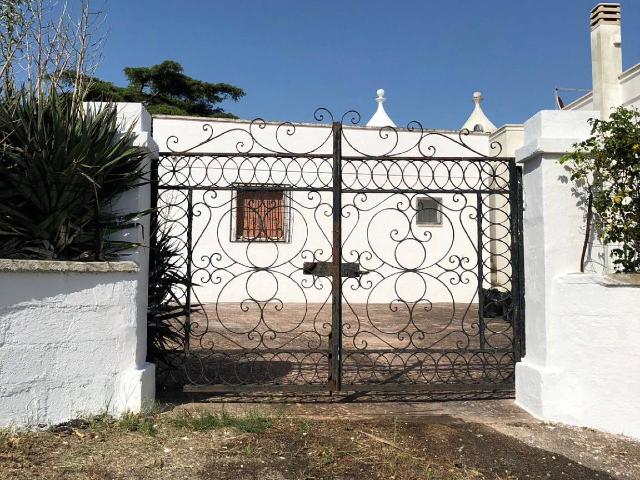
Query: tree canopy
66 60 245 118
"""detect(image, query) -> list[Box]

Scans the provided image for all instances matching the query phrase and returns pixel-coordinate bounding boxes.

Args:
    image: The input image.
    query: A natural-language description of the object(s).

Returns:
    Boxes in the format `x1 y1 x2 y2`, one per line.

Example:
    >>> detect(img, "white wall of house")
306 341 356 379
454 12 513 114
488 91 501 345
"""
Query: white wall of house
152 116 511 305
564 4 640 113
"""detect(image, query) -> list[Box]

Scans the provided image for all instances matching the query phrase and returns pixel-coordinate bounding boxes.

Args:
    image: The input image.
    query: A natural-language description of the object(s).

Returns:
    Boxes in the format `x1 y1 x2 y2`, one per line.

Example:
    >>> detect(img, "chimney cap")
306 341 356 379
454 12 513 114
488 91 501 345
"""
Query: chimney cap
591 3 621 29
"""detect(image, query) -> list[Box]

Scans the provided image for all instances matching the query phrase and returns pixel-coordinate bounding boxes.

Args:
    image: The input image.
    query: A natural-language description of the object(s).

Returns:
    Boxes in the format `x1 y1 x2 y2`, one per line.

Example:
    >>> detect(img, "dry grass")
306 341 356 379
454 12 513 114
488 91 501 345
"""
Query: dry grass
0 408 610 480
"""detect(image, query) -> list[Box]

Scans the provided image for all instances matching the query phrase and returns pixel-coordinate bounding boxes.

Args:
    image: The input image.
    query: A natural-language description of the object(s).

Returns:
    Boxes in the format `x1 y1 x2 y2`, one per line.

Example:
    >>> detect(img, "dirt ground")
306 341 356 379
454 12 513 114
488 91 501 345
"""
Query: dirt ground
1 399 638 480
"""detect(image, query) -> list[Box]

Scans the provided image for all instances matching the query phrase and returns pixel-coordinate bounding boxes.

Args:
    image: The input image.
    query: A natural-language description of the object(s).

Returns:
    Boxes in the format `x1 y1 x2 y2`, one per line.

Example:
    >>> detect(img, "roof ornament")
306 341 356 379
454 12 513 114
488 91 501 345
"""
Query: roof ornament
461 91 496 133
366 88 397 127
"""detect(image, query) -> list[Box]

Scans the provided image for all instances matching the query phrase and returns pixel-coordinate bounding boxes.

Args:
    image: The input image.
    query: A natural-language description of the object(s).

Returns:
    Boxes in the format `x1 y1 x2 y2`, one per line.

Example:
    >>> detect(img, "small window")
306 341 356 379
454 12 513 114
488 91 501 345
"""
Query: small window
234 189 289 242
415 197 442 226
473 124 484 132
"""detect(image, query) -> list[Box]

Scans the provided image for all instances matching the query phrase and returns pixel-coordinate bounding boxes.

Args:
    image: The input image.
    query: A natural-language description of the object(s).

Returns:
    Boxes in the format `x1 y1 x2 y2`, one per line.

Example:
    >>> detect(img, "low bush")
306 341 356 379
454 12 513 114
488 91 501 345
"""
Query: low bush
561 106 640 272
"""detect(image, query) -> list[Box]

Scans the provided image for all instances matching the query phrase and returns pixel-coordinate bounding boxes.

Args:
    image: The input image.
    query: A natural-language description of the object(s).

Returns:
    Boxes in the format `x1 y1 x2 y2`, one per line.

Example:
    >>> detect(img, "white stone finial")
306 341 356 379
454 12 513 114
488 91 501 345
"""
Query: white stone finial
461 90 496 133
367 88 396 127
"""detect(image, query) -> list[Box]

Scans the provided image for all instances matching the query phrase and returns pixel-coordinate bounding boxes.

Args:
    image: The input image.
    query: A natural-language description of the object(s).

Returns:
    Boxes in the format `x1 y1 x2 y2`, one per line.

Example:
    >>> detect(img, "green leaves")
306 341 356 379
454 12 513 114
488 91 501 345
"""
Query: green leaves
147 220 201 366
0 89 149 260
561 106 640 273
62 60 246 118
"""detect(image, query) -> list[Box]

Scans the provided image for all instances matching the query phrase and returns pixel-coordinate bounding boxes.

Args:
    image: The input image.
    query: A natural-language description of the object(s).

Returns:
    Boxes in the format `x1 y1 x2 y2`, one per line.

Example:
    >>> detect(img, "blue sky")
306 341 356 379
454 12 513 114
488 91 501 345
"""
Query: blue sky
96 1 640 129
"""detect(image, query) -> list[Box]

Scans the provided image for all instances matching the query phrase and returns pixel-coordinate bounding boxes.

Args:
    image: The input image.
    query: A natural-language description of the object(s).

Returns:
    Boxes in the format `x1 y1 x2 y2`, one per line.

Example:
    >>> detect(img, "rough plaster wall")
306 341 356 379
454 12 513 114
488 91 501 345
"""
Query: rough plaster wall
0 270 149 427
544 275 640 439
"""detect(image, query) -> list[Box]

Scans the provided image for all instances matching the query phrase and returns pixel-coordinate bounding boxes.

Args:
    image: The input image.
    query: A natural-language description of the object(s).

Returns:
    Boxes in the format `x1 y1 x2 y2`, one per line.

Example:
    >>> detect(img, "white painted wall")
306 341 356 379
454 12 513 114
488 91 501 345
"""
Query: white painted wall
541 274 640 439
0 103 156 427
564 6 640 113
620 63 640 109
152 115 510 305
0 261 155 427
515 109 640 440
590 16 622 119
566 63 640 112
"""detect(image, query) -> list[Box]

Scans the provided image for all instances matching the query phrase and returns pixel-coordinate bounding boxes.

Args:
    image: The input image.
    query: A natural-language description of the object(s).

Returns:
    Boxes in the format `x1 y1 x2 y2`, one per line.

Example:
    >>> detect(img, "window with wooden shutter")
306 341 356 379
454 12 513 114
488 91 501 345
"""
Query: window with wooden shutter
235 189 288 241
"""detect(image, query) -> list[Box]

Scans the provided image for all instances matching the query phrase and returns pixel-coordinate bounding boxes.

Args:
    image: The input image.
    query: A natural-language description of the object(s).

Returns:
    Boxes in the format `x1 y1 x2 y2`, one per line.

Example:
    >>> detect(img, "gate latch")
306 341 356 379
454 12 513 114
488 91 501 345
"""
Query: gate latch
303 261 366 278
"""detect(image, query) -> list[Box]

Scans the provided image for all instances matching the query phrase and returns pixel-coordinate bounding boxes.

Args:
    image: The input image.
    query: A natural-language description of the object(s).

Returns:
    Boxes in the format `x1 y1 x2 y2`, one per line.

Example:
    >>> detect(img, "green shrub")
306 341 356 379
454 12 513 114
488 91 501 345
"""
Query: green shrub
560 106 640 273
0 90 148 260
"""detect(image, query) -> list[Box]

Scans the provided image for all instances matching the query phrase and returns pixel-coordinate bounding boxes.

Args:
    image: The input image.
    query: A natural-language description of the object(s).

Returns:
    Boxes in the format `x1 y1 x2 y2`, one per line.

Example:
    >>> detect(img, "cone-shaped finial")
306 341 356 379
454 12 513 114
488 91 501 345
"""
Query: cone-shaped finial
461 91 496 133
367 88 396 127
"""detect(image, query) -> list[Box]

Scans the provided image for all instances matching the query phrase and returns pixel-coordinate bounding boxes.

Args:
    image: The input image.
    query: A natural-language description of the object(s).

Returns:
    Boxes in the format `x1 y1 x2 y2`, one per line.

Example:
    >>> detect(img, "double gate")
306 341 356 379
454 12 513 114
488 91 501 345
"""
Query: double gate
151 109 525 395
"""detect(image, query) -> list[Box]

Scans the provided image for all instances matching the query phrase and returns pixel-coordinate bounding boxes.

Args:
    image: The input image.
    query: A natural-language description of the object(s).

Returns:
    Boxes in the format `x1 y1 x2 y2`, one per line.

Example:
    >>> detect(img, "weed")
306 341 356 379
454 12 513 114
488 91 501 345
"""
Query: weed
310 445 338 469
296 418 312 436
117 412 157 436
0 429 9 447
170 409 271 434
242 442 254 455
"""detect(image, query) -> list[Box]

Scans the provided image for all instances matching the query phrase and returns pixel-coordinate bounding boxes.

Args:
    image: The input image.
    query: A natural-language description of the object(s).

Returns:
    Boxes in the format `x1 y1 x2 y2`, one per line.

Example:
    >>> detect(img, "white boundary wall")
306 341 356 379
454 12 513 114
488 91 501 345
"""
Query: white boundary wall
0 103 157 427
0 261 155 426
514 110 640 440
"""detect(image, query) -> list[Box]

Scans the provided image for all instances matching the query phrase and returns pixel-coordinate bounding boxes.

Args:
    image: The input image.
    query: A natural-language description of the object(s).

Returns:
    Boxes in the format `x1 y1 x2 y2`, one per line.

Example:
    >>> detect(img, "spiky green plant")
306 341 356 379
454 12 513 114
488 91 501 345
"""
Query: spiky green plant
0 90 149 260
147 218 201 370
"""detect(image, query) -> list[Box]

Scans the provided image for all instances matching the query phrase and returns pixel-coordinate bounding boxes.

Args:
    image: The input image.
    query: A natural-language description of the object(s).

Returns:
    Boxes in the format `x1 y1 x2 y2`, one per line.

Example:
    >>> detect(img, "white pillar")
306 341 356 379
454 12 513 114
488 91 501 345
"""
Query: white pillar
514 110 596 417
85 102 159 412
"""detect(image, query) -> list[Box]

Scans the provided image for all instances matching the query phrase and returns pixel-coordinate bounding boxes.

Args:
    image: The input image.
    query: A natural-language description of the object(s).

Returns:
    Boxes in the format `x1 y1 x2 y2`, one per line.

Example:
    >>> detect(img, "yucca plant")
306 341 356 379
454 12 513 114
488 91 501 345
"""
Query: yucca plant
147 218 201 374
0 89 149 260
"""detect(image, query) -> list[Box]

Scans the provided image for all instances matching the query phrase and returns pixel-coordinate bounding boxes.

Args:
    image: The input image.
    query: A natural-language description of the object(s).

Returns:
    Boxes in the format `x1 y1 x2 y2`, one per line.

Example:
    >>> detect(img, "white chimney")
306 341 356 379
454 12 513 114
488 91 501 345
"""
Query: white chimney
590 3 622 119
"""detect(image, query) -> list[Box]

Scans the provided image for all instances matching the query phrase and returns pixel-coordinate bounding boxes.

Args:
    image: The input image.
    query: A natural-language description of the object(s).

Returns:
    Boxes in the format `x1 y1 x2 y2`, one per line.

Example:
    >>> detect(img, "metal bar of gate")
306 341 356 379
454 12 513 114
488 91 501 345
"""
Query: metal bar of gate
509 161 526 361
184 190 193 352
329 121 343 392
476 192 486 349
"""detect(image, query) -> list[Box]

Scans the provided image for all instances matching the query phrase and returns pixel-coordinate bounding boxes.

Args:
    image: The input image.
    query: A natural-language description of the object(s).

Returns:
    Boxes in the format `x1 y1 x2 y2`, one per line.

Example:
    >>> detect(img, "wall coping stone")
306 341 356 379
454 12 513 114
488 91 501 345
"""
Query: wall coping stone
0 259 139 273
558 272 640 287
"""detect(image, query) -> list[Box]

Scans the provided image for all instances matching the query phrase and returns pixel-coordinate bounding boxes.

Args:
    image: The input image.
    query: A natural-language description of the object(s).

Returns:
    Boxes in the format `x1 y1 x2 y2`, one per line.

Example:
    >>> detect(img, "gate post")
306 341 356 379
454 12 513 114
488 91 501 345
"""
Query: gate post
329 121 343 391
93 102 158 411
514 110 596 415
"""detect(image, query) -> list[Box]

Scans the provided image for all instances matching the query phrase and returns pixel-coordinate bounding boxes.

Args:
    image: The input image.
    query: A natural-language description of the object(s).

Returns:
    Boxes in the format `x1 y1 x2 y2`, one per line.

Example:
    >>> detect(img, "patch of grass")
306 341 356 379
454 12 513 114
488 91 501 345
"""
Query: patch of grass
242 442 255 456
83 412 115 430
312 445 338 468
0 429 9 447
170 409 271 434
296 418 312 436
116 412 157 436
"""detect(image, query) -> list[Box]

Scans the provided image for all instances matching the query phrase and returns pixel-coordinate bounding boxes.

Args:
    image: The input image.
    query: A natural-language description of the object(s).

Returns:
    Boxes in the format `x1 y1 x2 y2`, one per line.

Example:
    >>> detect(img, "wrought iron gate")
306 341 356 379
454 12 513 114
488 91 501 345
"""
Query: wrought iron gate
151 109 525 394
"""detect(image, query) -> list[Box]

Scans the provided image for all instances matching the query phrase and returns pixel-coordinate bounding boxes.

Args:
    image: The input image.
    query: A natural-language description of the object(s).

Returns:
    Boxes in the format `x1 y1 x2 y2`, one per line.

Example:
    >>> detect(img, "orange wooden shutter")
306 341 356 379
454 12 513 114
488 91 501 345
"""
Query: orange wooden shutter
236 190 285 240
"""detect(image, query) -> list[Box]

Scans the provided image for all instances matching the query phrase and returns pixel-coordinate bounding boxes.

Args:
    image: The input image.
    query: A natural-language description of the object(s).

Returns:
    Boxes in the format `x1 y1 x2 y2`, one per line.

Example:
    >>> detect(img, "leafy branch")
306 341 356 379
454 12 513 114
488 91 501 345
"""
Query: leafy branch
560 106 640 273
